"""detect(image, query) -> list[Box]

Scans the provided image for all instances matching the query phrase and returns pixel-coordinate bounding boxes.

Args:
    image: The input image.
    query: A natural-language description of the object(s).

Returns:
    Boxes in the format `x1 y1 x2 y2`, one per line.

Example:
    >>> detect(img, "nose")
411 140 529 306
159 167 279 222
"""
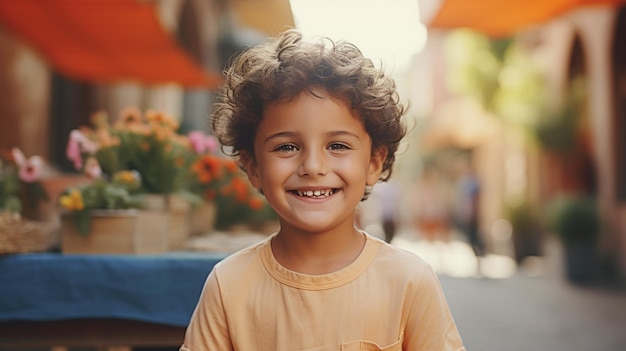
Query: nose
298 149 328 177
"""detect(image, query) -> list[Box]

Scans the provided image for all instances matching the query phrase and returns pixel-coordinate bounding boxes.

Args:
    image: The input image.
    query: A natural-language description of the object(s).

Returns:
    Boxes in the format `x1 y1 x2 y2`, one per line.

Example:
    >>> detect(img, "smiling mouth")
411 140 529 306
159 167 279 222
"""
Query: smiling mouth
290 189 338 198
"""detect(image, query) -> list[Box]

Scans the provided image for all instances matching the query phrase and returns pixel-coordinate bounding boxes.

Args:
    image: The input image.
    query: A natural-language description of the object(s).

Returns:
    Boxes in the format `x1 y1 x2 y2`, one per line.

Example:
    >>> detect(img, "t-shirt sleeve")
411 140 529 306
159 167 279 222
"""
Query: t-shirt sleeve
402 265 466 351
180 268 233 351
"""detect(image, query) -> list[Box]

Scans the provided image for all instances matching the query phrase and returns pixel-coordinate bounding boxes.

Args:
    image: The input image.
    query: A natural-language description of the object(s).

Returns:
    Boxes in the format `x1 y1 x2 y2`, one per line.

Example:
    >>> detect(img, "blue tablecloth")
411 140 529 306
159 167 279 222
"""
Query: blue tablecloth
0 252 226 327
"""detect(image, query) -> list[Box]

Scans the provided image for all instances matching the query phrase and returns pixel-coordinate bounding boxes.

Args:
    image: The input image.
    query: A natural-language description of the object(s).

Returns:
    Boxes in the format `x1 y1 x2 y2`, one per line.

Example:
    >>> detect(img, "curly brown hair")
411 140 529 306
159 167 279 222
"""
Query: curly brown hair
211 29 406 181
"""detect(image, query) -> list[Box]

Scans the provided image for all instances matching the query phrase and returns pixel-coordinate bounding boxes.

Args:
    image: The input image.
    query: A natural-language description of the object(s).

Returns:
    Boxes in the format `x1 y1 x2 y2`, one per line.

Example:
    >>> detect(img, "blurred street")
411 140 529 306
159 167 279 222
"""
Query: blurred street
389 229 626 351
441 272 626 351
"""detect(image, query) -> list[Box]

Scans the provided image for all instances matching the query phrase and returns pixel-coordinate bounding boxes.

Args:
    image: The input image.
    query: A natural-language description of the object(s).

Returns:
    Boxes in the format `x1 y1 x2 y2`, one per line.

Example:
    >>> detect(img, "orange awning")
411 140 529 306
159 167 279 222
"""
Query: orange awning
0 0 222 88
429 0 626 37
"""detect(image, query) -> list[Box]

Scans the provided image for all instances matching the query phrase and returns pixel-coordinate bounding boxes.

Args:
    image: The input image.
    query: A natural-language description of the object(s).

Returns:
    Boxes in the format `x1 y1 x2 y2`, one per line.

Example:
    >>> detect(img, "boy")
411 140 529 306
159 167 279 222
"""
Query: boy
181 29 465 351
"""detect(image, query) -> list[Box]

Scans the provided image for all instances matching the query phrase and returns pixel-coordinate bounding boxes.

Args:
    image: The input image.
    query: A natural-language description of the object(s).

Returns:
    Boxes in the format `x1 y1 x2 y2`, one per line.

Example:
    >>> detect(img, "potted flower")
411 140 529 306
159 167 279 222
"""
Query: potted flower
186 131 235 235
67 108 194 195
213 169 277 233
546 195 600 284
57 170 160 254
186 134 277 233
0 148 56 254
65 108 200 249
0 148 48 217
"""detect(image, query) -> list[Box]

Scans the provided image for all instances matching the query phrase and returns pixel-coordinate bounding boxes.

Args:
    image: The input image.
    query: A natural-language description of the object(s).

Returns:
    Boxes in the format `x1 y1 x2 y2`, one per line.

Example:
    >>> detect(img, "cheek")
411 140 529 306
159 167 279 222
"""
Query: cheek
258 158 291 181
335 156 371 179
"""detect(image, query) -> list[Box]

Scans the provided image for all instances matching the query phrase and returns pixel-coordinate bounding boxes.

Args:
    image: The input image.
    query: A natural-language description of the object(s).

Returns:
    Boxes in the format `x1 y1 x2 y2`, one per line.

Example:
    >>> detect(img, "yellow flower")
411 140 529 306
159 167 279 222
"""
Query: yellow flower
145 109 179 130
112 170 141 191
114 170 136 184
119 106 142 125
96 127 119 147
59 189 85 211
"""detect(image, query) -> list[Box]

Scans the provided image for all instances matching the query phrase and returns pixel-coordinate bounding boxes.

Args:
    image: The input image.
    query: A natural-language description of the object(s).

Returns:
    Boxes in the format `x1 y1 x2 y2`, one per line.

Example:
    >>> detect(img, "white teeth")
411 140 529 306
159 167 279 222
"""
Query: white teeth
296 189 335 198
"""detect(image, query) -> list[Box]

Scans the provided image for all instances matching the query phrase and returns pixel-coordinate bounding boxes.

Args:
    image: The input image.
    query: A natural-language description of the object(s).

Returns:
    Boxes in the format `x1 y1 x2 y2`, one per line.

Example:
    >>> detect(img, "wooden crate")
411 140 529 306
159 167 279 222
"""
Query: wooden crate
61 209 167 254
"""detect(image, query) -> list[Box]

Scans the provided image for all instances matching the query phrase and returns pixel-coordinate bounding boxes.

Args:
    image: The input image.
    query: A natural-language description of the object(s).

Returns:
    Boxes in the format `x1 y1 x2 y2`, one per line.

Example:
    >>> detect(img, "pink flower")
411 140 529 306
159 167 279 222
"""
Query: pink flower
188 131 206 154
66 130 98 170
205 134 218 153
11 148 44 183
84 157 102 179
66 139 82 170
188 131 219 154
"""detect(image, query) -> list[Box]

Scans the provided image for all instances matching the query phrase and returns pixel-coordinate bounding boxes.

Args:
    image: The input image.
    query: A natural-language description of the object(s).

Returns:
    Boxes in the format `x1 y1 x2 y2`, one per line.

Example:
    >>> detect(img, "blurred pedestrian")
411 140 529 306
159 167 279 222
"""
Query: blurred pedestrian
371 179 401 243
411 163 452 242
453 154 486 258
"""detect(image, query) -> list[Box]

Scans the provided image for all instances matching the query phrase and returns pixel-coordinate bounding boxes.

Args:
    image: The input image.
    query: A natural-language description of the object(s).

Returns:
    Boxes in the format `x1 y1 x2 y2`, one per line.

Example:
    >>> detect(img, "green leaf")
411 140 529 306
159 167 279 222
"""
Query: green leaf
74 210 92 236
4 196 21 214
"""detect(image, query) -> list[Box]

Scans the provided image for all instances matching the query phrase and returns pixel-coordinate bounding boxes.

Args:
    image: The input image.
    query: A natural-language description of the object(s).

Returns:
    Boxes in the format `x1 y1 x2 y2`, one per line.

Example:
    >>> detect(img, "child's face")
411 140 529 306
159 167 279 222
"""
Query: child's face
243 88 385 234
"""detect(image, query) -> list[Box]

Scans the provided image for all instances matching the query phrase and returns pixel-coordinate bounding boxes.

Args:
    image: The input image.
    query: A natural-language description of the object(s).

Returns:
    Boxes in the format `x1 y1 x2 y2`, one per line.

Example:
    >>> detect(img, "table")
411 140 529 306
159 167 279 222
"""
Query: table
0 252 226 350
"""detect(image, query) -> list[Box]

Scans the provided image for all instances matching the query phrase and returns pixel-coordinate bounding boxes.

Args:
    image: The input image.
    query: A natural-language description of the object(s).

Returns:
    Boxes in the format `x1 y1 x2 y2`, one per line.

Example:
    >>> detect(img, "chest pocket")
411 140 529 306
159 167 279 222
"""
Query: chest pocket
341 339 402 351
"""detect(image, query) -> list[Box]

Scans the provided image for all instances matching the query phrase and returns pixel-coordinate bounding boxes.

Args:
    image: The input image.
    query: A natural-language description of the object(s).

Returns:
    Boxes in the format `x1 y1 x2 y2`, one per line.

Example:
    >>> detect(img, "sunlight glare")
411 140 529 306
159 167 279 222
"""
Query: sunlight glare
289 0 426 74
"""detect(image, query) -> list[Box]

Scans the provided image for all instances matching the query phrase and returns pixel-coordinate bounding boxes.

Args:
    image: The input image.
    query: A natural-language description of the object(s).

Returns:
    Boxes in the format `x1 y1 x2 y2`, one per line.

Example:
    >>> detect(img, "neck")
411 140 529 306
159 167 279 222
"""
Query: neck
271 222 365 275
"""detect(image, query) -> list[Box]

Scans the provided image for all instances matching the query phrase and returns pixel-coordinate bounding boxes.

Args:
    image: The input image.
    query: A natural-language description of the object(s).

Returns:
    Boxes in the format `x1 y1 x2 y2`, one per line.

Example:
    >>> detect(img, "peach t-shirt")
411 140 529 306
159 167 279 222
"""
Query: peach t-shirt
181 233 465 351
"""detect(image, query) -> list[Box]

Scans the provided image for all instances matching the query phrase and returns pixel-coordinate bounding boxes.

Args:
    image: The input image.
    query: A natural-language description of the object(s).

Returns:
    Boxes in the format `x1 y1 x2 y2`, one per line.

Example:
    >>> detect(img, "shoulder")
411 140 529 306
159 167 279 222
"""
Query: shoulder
368 234 429 265
366 234 434 282
211 236 270 280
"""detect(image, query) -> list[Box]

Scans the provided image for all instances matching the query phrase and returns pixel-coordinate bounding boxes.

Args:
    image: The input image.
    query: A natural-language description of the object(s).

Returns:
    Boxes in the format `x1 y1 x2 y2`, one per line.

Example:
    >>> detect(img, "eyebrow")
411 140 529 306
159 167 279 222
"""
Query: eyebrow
263 131 298 144
263 130 361 144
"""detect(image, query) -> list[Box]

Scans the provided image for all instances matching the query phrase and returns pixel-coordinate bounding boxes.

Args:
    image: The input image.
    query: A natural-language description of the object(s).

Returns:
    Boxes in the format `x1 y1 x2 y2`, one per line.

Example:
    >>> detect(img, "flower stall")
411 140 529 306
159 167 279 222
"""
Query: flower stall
61 107 277 254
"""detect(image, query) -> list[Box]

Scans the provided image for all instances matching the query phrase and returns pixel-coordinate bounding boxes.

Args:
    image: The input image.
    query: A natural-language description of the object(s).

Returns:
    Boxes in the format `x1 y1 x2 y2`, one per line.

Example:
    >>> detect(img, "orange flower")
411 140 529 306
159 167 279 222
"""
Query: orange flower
115 106 143 129
248 196 264 210
173 134 192 149
120 106 142 123
96 127 118 147
230 177 249 202
145 109 179 131
193 155 223 184
223 159 239 173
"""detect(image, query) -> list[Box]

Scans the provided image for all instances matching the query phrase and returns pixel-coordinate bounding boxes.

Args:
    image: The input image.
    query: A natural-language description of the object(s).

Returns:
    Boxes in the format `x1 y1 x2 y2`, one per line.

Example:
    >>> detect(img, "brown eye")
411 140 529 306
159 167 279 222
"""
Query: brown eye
275 144 298 152
328 143 350 150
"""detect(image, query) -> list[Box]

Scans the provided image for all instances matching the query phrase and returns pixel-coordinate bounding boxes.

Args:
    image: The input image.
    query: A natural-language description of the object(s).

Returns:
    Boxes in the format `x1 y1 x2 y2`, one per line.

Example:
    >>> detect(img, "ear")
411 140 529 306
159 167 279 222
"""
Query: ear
366 147 387 186
240 151 262 190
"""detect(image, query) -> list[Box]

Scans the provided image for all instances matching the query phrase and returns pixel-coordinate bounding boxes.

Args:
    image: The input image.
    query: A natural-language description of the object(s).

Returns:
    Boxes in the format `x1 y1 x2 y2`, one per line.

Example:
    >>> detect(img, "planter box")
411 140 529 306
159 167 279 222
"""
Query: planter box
140 194 191 250
189 201 217 236
61 209 167 254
